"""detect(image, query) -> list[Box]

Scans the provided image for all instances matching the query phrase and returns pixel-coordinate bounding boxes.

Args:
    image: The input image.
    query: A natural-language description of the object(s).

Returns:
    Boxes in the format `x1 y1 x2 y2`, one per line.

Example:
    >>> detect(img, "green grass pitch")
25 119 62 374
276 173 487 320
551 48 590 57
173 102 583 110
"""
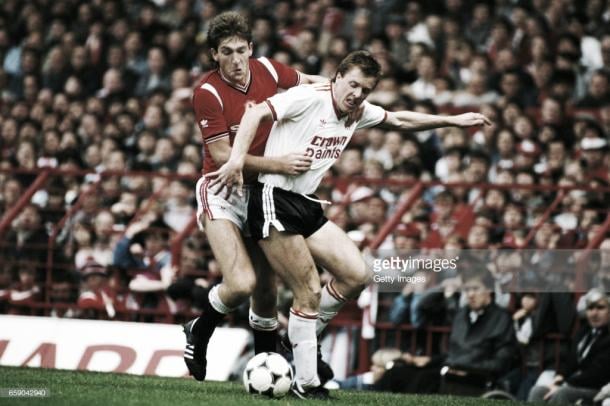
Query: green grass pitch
0 366 523 405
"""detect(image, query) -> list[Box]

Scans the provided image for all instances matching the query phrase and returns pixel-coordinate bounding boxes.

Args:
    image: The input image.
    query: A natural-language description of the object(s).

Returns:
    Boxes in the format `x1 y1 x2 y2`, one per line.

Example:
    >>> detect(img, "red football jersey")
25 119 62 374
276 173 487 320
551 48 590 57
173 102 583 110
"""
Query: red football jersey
192 57 300 176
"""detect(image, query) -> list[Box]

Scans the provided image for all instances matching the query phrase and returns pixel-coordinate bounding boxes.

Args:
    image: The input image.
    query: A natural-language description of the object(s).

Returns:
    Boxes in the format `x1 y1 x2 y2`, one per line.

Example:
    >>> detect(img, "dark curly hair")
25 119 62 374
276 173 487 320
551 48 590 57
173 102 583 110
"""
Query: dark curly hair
207 11 252 51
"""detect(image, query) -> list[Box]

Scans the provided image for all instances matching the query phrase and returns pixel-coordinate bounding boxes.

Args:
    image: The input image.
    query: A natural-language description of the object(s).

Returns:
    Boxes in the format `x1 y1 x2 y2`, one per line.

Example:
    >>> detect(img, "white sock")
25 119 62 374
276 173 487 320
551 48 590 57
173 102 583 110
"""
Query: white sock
249 308 278 331
208 285 236 314
316 279 347 336
289 308 320 389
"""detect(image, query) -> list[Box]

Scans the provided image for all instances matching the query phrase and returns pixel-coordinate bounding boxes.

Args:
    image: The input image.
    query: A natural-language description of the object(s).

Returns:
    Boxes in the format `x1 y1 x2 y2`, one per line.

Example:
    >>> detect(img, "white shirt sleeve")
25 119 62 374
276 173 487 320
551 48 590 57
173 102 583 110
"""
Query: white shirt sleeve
266 85 318 122
356 101 387 130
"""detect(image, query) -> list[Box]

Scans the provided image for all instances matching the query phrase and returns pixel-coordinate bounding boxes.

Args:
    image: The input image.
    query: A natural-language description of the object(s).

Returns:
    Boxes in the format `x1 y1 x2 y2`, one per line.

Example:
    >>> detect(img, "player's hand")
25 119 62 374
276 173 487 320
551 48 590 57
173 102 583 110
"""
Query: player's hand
277 153 313 175
207 159 244 199
451 113 492 127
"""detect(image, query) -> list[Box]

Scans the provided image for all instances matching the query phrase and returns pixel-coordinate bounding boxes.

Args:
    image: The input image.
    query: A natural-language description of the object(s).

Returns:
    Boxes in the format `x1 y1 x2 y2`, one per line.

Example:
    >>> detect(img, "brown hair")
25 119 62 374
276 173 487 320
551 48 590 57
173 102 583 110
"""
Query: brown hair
207 11 252 51
333 51 381 83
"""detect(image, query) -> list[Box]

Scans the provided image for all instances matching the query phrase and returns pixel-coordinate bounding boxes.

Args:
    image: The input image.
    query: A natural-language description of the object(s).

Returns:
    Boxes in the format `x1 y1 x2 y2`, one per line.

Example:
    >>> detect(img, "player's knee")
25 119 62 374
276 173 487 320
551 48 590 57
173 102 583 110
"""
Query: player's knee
229 274 257 300
359 265 374 286
345 263 372 292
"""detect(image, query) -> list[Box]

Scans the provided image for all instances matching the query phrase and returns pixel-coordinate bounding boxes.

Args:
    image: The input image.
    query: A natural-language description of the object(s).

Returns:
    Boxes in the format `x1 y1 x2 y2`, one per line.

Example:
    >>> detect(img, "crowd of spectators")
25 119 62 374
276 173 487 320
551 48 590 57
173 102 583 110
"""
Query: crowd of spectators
0 0 610 402
340 279 610 404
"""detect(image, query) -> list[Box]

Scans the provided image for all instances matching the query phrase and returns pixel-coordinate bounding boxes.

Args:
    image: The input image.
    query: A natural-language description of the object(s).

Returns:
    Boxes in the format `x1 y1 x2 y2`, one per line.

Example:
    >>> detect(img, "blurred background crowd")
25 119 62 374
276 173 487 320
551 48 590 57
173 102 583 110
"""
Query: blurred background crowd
0 0 610 402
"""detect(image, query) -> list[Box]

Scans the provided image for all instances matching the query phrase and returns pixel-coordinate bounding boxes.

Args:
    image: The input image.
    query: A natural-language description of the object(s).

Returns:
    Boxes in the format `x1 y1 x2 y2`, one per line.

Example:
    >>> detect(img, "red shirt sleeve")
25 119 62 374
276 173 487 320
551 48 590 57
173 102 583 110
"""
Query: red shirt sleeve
268 58 300 89
192 86 229 144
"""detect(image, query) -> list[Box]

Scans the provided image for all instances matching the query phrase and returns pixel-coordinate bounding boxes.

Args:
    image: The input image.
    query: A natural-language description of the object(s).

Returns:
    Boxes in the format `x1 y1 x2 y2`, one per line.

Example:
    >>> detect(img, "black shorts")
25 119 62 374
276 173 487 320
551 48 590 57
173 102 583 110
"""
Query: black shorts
248 183 328 241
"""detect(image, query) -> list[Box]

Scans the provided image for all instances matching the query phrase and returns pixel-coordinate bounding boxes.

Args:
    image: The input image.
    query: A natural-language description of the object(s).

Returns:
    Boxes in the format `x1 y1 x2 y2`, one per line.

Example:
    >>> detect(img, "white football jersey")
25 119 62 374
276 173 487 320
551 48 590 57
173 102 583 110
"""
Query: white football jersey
259 83 387 194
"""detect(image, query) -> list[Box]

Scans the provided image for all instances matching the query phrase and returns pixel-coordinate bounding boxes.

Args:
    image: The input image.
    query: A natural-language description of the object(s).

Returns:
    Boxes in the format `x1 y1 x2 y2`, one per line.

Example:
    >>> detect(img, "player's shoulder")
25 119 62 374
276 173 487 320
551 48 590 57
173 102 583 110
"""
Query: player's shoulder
270 83 328 114
250 57 270 68
293 83 331 107
251 56 287 71
250 56 293 82
287 82 330 99
267 84 320 111
192 70 223 96
192 70 227 106
361 99 387 115
308 82 332 93
361 99 380 109
193 70 218 89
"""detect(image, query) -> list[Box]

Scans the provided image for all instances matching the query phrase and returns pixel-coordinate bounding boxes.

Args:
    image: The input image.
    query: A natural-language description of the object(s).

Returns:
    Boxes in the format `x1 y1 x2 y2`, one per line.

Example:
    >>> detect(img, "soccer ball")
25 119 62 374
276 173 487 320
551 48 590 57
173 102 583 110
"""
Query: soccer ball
242 352 293 398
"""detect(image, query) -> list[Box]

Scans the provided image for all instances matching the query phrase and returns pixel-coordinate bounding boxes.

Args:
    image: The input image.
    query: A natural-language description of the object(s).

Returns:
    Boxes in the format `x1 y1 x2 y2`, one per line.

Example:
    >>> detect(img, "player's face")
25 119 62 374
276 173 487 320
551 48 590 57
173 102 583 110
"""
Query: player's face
212 36 253 86
333 67 377 114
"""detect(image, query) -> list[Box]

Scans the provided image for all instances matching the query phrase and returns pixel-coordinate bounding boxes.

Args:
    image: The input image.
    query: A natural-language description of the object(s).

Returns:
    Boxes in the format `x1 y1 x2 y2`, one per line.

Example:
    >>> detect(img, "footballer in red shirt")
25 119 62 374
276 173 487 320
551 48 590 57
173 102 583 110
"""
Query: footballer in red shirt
184 11 326 383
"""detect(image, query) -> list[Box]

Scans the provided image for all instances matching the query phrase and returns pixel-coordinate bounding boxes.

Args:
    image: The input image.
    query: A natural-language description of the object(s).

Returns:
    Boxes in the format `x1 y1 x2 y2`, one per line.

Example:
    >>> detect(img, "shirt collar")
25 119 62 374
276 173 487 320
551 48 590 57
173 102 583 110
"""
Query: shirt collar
468 308 486 323
219 66 251 93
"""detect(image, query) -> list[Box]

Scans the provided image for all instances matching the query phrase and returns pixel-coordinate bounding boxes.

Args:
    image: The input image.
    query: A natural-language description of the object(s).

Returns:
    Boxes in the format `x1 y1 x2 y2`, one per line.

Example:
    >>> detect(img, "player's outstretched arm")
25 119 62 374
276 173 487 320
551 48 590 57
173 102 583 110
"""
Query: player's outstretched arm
207 102 273 196
381 110 492 132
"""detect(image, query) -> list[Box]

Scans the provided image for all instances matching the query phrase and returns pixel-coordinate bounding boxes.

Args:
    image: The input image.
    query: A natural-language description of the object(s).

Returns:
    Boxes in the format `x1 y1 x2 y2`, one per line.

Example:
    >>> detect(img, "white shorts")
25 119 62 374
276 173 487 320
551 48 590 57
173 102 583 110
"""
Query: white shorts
195 176 251 233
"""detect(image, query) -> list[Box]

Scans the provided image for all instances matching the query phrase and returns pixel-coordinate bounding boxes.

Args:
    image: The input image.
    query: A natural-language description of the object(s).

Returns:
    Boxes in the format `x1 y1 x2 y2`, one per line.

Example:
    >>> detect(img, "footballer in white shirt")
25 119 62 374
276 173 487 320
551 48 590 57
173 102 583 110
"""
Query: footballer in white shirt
209 50 491 399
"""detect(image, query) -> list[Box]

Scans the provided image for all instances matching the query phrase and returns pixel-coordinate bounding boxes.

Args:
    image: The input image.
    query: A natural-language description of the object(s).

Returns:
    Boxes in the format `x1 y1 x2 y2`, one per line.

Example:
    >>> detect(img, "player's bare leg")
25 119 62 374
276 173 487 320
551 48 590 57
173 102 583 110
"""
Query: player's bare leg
258 228 329 399
245 238 279 354
306 221 372 336
205 218 258 307
184 217 256 381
